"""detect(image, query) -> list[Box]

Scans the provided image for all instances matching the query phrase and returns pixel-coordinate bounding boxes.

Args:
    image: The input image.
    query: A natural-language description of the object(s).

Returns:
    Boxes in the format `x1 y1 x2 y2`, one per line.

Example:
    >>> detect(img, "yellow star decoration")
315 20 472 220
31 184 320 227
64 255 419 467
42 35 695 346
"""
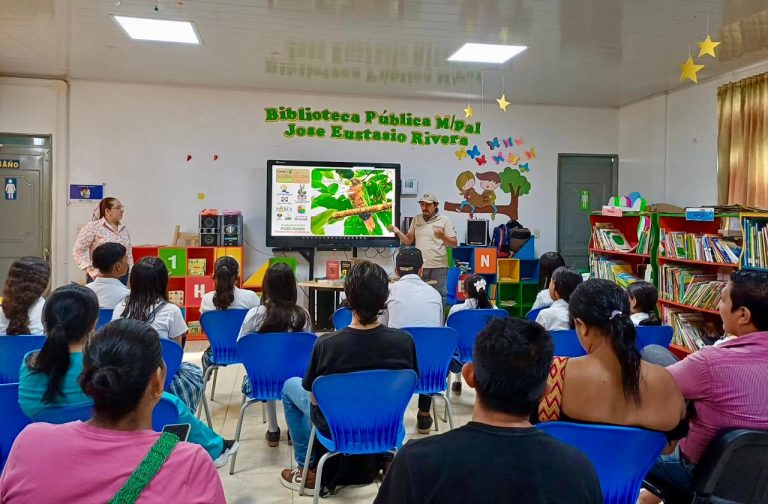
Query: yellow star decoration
680 57 705 84
496 94 510 112
463 104 473 118
698 35 721 58
197 192 206 200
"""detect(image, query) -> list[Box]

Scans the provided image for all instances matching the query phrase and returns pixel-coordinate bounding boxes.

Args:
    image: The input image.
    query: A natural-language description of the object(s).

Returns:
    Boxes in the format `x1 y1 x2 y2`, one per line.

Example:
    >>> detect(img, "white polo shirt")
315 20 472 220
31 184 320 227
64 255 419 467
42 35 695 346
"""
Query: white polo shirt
0 297 45 335
408 213 456 269
382 274 443 328
531 289 553 310
87 277 130 310
112 300 188 340
630 312 650 326
200 287 260 314
535 299 571 331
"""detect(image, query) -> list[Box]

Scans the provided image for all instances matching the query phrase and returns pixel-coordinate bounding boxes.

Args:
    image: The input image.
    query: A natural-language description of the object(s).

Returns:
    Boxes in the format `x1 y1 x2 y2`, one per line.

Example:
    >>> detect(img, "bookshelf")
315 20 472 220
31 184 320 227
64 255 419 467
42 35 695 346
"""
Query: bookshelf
496 239 540 317
589 213 652 287
450 245 499 304
132 245 244 341
740 213 768 270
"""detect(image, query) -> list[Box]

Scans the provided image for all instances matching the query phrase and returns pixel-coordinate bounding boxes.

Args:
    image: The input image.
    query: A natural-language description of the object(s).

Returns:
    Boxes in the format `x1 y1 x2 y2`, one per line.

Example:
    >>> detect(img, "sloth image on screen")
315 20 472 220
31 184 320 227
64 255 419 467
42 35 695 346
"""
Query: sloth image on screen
271 166 396 238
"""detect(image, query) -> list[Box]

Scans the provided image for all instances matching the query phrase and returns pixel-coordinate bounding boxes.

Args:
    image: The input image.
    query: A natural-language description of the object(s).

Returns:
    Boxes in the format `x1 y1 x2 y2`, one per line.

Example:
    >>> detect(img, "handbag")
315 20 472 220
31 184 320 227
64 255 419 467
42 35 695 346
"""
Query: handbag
108 432 180 503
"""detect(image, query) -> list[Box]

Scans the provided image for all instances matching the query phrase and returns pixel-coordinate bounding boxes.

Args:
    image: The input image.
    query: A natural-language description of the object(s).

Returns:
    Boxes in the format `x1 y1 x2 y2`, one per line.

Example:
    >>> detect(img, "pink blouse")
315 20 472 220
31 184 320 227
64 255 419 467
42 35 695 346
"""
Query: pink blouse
72 218 134 272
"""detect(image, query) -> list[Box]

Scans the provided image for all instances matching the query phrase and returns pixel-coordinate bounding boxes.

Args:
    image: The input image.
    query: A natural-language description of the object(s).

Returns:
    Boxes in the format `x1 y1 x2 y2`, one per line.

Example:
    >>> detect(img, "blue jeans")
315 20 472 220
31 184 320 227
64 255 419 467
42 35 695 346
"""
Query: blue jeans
282 377 314 468
646 445 696 496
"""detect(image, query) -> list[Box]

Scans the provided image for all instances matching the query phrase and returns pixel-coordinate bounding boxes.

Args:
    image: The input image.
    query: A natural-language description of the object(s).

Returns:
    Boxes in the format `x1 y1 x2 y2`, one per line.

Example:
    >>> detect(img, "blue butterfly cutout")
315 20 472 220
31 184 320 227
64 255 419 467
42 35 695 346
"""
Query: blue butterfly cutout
519 163 530 172
502 137 514 149
467 145 481 159
486 137 500 150
493 153 505 165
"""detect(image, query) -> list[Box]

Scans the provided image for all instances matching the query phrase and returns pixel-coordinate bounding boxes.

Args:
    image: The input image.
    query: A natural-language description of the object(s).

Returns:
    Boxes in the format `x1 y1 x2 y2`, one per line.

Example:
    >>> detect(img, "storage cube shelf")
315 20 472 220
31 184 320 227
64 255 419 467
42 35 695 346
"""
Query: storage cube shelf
132 246 244 341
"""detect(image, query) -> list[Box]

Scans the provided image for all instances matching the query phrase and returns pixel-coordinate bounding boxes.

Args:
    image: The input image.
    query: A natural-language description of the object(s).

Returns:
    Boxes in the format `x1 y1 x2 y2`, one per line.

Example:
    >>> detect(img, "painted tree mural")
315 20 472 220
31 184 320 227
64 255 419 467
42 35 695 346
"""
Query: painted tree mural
444 166 531 220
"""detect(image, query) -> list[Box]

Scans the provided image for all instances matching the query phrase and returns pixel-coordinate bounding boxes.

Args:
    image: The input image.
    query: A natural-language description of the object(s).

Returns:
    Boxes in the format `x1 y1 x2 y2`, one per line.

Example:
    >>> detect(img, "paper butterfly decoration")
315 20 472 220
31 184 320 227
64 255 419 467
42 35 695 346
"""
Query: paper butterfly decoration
476 155 487 166
502 137 515 149
455 148 468 160
518 163 529 172
493 153 505 165
515 137 524 146
467 145 481 159
525 148 536 160
486 137 500 150
508 153 520 165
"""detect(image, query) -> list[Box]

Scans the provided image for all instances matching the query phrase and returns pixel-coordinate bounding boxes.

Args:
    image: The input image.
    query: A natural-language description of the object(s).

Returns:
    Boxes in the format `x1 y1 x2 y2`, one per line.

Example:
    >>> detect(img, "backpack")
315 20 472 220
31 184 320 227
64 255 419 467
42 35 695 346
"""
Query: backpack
492 220 530 258
492 224 511 257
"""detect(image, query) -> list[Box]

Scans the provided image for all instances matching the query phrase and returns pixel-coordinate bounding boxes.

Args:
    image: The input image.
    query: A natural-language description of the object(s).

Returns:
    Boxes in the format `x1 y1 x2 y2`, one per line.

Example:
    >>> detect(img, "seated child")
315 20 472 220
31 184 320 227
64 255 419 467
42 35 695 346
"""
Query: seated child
626 281 661 326
86 243 130 309
447 274 494 318
535 267 582 331
531 252 566 310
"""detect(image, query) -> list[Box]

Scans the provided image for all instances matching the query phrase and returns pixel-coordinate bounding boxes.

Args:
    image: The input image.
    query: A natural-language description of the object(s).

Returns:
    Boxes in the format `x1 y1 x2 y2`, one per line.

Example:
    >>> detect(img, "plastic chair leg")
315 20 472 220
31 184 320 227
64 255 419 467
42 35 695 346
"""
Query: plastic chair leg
312 450 339 504
229 398 258 475
299 425 317 496
210 368 219 401
440 393 454 430
200 365 215 428
431 398 439 432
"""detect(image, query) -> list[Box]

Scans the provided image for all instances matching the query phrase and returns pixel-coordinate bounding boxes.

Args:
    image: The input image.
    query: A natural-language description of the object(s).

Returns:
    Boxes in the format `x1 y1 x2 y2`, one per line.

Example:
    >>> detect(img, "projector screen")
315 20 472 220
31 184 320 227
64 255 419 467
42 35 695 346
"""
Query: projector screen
266 160 401 249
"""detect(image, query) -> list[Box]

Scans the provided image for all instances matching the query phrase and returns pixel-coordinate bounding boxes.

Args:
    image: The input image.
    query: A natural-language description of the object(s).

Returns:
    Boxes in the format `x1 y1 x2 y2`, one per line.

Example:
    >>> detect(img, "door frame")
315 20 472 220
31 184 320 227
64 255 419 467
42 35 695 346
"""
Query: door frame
556 153 619 256
0 133 53 267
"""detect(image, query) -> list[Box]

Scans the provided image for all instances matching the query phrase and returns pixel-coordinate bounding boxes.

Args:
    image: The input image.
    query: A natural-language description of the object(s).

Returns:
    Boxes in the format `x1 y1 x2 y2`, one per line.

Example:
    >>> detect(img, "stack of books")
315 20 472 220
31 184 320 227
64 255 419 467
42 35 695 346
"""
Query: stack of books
592 224 633 252
663 308 720 351
743 219 768 269
659 265 729 310
636 216 652 255
590 257 641 287
660 230 741 264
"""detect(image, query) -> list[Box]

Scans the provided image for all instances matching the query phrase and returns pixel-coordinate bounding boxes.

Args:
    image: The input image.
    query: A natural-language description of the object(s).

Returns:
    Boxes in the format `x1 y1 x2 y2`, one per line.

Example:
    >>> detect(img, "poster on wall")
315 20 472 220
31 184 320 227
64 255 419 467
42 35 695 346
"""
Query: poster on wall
69 184 104 202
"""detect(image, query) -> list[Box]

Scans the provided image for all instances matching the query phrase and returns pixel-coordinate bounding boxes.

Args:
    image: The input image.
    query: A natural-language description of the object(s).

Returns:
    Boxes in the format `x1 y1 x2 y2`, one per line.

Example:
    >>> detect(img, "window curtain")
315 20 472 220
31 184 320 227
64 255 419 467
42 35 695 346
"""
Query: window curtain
717 72 768 207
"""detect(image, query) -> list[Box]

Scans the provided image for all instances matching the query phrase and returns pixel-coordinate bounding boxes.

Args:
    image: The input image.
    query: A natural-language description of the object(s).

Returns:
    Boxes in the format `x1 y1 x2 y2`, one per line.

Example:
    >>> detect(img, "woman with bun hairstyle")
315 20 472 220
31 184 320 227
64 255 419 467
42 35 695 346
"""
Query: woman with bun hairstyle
72 196 133 284
0 256 50 335
2 318 226 503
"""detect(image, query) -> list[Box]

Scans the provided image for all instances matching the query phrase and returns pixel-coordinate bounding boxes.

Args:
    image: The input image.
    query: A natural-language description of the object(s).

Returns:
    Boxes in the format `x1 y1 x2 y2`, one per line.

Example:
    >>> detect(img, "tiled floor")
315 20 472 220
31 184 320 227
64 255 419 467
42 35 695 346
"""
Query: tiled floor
184 342 476 503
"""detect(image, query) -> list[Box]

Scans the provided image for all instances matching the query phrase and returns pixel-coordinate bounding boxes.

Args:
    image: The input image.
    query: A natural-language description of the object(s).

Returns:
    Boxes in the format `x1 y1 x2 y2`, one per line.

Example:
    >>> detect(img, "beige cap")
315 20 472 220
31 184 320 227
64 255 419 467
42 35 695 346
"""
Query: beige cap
418 193 439 204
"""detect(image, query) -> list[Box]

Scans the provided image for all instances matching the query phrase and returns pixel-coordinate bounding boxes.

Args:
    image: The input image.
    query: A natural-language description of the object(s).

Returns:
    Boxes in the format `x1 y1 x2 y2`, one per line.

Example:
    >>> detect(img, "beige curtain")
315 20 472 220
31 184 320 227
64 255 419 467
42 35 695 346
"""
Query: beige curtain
717 72 768 207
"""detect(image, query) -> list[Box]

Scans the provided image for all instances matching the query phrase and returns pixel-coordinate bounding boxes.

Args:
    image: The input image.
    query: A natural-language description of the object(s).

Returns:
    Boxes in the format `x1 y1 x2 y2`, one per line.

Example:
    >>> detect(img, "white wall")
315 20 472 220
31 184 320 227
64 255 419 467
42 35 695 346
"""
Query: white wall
66 80 618 283
0 77 68 287
618 60 768 207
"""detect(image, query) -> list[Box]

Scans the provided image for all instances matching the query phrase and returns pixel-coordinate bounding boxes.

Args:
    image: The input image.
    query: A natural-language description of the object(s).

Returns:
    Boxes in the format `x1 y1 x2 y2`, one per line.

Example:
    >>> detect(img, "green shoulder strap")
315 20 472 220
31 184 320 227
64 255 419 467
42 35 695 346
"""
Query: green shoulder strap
108 432 180 504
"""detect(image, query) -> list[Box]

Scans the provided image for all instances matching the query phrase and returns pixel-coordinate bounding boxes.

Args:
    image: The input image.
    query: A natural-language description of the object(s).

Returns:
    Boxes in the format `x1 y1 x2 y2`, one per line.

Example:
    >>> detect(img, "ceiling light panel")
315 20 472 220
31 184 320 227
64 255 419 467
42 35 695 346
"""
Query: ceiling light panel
113 16 201 45
448 43 527 64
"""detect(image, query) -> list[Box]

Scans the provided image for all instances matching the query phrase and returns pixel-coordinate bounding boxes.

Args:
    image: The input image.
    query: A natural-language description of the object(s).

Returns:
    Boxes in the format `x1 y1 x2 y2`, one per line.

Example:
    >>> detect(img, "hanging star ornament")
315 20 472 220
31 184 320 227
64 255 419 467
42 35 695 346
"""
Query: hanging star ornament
698 35 721 58
680 57 705 84
463 104 473 118
496 94 510 112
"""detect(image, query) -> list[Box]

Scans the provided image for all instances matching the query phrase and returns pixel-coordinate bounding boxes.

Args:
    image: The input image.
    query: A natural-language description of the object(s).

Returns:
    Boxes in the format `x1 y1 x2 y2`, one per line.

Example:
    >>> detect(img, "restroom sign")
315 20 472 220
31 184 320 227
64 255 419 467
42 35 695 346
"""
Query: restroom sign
4 178 17 200
0 160 20 169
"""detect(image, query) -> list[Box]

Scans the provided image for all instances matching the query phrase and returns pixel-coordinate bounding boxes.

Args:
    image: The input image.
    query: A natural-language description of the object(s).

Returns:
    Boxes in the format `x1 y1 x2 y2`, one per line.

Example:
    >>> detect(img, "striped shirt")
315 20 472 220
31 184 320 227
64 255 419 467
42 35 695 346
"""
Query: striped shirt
668 331 768 464
72 218 133 272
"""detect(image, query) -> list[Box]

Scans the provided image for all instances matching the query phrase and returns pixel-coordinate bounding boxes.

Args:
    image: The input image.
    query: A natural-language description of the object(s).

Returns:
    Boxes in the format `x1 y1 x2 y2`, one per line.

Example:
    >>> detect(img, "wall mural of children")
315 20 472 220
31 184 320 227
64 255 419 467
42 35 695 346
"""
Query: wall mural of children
456 171 483 218
476 171 501 219
443 166 532 221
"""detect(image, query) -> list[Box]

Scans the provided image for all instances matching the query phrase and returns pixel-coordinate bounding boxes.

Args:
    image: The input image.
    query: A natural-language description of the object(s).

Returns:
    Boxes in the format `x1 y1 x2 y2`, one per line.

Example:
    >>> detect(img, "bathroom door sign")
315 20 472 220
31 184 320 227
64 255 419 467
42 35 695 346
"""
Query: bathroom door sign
4 178 17 200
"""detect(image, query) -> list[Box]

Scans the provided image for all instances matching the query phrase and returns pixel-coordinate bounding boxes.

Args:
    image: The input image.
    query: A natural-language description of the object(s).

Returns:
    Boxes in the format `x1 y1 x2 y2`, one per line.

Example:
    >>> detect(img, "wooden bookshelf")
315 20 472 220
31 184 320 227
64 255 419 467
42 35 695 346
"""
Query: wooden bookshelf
658 299 720 316
589 212 653 286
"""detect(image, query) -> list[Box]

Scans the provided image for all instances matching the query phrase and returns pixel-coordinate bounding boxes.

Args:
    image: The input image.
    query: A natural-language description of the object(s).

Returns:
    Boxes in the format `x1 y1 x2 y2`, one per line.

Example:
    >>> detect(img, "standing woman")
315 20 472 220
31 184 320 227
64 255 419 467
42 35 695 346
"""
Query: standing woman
0 257 51 335
72 197 133 284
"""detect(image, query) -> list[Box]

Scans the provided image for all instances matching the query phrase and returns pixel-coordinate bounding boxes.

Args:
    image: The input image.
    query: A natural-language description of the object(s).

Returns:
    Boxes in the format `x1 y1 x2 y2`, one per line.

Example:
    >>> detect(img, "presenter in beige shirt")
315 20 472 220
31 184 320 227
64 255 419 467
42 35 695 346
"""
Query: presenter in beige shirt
388 193 457 301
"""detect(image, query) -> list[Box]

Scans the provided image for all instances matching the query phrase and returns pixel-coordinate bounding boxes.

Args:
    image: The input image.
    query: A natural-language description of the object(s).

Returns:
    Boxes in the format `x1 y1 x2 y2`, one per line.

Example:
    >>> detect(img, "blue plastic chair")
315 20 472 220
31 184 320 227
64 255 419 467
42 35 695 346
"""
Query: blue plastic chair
160 339 183 391
301 369 418 503
230 331 317 474
404 327 459 432
444 267 461 306
152 395 180 432
34 402 93 423
0 383 30 471
198 309 249 427
332 307 352 331
0 335 47 384
96 308 113 330
538 421 666 504
549 330 588 357
635 325 673 352
446 309 509 364
525 307 543 321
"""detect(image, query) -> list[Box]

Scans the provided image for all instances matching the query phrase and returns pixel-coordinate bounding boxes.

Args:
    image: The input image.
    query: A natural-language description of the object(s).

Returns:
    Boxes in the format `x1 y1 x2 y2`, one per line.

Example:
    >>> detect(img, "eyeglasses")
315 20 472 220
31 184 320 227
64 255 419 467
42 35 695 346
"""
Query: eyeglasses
110 205 124 211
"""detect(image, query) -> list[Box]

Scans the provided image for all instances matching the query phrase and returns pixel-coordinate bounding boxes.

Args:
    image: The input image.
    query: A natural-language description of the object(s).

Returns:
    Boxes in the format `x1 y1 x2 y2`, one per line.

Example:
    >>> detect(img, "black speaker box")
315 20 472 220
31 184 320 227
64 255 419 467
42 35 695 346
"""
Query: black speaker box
220 214 243 246
466 219 489 246
199 215 220 246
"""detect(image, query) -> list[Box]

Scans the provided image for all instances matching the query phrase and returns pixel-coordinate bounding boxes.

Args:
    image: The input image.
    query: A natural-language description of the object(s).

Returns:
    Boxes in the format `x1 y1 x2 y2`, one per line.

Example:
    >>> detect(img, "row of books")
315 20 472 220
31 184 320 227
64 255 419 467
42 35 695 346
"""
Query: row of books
662 307 720 351
592 224 633 252
660 230 741 264
659 265 729 310
636 216 652 255
743 219 768 269
589 257 641 287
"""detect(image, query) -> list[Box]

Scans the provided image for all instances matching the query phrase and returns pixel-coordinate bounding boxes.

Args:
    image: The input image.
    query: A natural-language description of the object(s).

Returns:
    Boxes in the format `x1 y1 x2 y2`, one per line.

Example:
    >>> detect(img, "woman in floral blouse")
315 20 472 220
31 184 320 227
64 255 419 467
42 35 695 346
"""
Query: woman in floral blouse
73 197 133 284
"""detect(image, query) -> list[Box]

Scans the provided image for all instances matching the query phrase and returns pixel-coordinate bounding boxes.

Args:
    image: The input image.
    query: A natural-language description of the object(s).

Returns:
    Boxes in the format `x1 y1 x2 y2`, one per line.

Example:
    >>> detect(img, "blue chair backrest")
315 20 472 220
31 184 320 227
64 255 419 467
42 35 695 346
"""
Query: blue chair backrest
199 309 249 365
152 395 180 432
160 339 183 390
635 325 673 351
446 309 508 363
403 327 459 395
0 383 30 471
34 402 93 423
538 421 666 504
96 309 113 330
0 335 47 384
237 332 317 400
312 369 417 455
445 267 461 305
332 307 353 331
525 307 543 321
549 330 588 357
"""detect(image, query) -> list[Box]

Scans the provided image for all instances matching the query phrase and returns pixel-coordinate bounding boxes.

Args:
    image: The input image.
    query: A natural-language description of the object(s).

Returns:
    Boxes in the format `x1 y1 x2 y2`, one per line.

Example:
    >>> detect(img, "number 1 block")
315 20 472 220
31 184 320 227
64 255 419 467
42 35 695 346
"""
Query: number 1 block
159 247 187 277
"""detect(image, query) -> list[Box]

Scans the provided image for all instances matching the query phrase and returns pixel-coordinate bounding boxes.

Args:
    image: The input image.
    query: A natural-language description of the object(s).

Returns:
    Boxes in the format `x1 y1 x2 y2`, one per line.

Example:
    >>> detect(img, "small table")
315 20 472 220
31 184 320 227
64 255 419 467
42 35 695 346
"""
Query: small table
298 281 345 330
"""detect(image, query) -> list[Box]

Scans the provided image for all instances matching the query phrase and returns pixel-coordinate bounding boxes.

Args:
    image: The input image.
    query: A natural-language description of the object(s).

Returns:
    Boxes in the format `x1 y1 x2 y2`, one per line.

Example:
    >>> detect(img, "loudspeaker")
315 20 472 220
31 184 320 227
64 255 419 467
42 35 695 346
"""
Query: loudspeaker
220 214 243 246
466 219 489 246
199 215 220 246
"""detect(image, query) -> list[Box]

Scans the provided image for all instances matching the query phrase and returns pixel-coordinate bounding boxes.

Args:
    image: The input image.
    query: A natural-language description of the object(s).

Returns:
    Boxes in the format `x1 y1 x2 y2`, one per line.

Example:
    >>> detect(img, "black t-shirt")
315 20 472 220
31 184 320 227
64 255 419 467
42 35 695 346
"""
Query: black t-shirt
302 325 419 432
375 422 603 504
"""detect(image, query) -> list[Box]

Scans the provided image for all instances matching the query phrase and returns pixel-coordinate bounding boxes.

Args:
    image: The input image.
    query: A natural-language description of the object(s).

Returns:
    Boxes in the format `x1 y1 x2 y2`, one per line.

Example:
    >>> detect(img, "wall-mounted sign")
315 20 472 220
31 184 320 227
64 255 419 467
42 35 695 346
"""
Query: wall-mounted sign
580 190 590 211
685 207 715 222
4 178 18 200
265 106 482 147
0 160 20 169
69 184 104 201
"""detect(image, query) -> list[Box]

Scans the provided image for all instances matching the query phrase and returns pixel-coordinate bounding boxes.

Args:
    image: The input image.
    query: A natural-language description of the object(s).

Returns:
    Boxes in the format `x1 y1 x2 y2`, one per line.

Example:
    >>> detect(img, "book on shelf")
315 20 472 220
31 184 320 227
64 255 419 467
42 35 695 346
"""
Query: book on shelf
663 308 720 351
168 290 184 307
636 216 652 255
743 218 768 269
187 258 207 277
660 230 741 264
592 223 634 252
589 256 641 287
659 265 730 310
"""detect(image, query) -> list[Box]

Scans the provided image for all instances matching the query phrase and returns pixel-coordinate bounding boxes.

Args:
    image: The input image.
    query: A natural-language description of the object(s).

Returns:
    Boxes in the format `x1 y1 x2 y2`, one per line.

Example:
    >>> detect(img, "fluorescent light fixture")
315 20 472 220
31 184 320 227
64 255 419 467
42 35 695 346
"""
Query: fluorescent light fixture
113 15 201 44
448 43 526 64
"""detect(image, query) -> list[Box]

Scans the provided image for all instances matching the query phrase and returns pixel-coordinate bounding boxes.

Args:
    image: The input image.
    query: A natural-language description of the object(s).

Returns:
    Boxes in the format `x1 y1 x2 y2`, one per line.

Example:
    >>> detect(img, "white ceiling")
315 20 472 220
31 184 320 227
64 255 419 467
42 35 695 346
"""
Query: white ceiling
1 0 767 107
